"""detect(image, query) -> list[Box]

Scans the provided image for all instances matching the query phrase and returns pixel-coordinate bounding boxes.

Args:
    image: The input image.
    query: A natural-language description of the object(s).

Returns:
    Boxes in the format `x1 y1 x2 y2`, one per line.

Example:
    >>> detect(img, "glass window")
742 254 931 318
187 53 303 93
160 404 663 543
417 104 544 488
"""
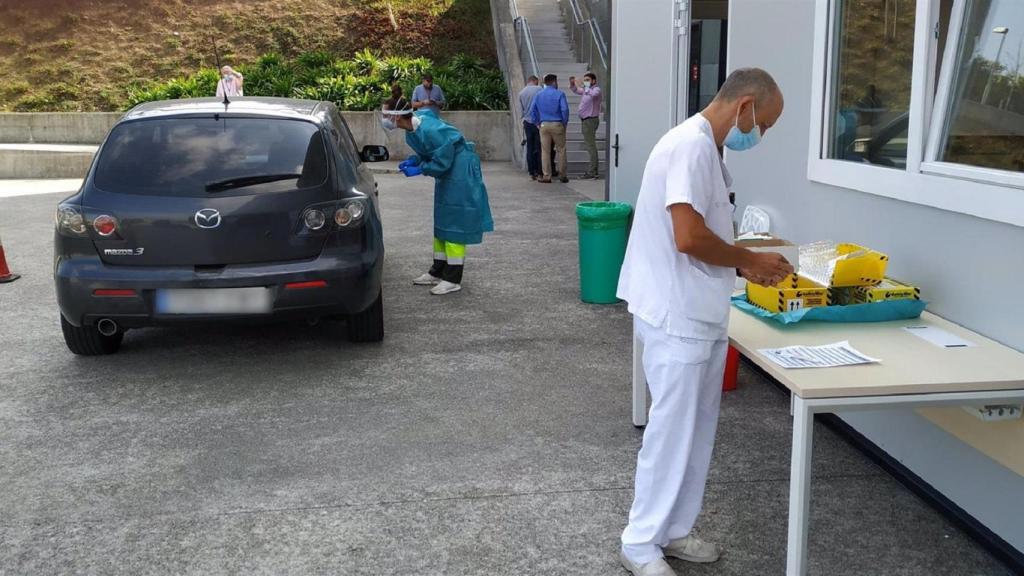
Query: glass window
95 117 328 196
828 0 917 169
326 108 361 184
938 0 1024 173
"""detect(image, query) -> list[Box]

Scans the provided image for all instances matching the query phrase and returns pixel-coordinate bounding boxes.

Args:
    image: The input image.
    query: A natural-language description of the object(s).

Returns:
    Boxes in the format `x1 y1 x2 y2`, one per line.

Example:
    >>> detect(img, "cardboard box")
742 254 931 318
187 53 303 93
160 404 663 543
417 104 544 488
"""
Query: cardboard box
830 278 921 305
734 236 800 290
853 278 921 303
746 275 829 313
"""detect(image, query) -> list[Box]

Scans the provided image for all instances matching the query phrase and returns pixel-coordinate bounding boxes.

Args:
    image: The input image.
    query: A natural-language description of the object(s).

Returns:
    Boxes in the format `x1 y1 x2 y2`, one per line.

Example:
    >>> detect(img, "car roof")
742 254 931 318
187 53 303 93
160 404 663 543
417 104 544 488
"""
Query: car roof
122 97 331 122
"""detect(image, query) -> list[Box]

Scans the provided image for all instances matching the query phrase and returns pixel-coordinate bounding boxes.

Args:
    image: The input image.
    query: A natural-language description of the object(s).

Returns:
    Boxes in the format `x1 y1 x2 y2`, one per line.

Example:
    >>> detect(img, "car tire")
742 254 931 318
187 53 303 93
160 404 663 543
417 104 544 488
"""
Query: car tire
347 290 384 343
60 314 123 355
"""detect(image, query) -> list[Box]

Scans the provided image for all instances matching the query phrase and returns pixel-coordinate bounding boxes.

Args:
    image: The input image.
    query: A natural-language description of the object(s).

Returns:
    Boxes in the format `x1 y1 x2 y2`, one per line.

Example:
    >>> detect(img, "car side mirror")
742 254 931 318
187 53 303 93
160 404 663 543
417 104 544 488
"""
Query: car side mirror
361 145 389 163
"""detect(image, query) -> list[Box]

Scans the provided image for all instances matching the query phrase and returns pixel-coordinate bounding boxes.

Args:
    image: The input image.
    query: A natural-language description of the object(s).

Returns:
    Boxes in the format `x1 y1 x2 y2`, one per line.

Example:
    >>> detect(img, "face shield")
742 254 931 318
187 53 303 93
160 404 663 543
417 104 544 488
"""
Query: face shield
380 107 413 131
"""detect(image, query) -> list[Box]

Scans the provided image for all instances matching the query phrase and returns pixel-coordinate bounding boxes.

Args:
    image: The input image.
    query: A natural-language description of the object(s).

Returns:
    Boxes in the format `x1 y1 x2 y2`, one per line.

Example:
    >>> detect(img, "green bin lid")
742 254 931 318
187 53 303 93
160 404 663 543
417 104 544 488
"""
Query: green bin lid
575 201 632 223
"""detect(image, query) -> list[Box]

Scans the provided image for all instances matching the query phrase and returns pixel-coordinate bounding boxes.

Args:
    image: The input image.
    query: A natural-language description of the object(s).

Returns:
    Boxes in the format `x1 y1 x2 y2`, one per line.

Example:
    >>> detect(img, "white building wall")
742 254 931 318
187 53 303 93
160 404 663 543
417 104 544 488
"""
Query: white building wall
727 0 1024 551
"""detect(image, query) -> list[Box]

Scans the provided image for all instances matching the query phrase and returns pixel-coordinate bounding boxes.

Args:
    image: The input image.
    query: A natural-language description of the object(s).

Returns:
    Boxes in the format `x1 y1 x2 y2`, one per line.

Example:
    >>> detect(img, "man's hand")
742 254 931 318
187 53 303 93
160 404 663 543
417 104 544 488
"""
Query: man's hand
740 252 794 287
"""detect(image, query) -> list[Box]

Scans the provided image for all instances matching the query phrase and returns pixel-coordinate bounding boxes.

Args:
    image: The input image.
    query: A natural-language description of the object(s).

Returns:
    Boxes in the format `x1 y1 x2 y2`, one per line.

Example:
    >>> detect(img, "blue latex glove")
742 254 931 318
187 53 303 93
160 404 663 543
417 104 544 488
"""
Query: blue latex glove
398 157 421 171
400 165 423 177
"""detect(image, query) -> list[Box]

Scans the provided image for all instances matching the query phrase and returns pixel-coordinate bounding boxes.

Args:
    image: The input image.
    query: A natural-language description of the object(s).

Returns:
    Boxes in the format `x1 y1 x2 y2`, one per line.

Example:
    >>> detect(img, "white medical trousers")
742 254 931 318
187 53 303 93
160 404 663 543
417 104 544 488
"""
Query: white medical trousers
621 316 727 564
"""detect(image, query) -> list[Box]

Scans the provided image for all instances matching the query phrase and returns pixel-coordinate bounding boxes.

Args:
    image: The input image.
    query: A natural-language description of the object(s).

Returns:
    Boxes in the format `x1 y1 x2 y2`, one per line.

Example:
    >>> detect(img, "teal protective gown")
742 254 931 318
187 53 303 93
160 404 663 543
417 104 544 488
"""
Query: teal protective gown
405 110 494 245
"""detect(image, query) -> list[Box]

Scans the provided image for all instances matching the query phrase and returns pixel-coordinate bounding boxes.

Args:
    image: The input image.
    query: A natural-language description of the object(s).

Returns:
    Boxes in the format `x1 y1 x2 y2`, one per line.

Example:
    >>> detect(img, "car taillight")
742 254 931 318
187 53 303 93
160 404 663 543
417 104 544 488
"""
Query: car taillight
56 204 87 236
303 209 326 230
347 199 365 220
299 198 368 235
334 207 353 227
334 199 367 228
93 215 118 237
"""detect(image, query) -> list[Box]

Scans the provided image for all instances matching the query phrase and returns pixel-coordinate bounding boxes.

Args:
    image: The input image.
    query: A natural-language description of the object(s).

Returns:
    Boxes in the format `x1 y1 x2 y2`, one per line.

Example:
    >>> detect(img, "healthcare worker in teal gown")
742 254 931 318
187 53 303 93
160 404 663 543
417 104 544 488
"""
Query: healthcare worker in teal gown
381 98 494 295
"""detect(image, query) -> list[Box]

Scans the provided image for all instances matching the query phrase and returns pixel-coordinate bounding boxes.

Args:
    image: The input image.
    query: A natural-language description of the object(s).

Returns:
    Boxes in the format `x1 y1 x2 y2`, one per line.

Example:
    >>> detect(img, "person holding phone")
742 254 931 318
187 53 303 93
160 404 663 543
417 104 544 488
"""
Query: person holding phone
411 73 446 116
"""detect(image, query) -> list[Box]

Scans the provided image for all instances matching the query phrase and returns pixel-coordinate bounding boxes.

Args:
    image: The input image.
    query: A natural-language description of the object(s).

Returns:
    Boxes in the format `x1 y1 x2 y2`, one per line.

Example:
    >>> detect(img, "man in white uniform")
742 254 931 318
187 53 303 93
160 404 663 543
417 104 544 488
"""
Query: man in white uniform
617 68 793 576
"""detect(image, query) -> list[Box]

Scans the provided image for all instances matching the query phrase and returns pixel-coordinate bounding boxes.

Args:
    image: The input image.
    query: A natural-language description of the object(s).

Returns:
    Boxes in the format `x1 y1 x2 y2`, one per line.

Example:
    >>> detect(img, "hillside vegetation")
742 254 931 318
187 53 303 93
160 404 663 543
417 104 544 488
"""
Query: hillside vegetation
0 0 498 111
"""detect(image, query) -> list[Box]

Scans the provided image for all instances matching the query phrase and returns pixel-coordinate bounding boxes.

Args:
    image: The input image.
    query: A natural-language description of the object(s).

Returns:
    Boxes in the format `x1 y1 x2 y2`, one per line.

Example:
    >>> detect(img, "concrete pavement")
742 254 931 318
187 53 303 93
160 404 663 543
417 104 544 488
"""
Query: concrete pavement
0 164 1011 575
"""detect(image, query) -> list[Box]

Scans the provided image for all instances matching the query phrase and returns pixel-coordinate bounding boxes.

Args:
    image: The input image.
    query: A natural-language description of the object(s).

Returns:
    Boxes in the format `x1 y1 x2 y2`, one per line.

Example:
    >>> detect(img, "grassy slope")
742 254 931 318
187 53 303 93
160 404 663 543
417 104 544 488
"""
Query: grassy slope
0 0 496 111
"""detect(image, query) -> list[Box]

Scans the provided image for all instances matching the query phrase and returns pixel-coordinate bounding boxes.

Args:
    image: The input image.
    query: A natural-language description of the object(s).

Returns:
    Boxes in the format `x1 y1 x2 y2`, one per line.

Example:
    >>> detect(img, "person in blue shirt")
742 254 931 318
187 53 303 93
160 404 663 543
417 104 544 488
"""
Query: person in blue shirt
411 73 446 116
526 74 570 183
381 98 493 295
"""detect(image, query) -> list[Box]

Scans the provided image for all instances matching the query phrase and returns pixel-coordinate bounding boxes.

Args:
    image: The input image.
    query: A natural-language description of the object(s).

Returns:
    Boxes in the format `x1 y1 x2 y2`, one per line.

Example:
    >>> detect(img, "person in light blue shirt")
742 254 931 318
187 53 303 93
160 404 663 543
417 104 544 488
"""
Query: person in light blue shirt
526 74 570 183
411 73 446 116
517 76 544 179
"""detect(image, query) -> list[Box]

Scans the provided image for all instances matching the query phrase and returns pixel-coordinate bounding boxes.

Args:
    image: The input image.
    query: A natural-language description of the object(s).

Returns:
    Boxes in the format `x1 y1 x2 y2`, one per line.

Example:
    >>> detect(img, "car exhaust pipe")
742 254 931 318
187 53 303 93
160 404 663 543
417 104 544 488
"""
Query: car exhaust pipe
97 318 119 337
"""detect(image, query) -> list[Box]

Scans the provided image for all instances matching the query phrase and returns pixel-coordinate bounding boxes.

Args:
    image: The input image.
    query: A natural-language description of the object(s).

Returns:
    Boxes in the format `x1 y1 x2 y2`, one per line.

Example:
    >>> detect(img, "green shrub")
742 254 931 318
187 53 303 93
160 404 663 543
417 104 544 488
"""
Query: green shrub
125 50 508 111
0 80 30 100
13 93 57 112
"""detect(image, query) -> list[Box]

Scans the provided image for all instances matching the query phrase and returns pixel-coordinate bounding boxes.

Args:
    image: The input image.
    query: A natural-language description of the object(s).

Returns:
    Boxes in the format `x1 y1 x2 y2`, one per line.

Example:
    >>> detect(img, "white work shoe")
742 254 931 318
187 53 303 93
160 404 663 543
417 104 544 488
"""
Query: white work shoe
663 535 721 564
619 551 677 576
430 281 462 295
412 273 441 286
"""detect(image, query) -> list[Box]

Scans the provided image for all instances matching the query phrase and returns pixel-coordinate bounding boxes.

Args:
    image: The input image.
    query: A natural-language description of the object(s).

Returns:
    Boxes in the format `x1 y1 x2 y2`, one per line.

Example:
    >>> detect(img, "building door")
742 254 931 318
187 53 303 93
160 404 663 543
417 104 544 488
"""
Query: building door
609 0 691 206
688 19 728 118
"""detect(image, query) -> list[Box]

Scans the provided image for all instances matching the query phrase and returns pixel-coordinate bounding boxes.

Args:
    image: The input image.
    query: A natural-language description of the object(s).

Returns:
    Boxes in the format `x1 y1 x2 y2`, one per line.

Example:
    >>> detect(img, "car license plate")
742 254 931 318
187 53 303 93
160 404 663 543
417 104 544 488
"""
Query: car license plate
155 287 273 315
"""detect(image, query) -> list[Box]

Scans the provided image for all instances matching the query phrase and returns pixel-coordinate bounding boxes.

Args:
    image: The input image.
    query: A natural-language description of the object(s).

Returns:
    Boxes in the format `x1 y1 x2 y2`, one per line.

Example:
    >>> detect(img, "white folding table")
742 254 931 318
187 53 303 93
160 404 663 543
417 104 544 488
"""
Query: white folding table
630 308 1024 575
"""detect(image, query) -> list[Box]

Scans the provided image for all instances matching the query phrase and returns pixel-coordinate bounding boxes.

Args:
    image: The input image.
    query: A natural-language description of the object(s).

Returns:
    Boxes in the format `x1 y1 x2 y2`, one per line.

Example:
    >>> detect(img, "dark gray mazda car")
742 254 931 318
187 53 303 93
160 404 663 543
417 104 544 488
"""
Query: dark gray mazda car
55 97 390 355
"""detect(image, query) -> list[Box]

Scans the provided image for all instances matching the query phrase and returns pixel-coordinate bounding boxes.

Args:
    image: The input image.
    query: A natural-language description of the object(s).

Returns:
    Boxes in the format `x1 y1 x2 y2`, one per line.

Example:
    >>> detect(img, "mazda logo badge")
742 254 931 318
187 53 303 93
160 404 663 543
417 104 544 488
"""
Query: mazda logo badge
195 209 222 229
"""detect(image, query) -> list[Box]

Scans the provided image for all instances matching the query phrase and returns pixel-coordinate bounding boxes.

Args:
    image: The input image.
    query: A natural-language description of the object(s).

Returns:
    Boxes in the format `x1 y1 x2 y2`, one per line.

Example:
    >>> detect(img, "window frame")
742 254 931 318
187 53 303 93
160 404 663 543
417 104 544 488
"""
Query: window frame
808 0 1024 228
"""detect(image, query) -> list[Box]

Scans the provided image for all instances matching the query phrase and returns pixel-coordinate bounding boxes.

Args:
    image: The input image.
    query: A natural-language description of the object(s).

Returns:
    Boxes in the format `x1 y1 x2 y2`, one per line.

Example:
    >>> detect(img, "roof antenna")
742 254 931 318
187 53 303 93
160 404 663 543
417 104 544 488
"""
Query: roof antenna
212 34 230 107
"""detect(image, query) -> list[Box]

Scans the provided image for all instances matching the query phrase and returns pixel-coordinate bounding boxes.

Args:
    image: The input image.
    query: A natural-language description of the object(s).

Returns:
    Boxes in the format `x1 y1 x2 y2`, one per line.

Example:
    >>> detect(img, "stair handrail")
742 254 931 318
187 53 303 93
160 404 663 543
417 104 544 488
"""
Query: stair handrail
559 0 609 75
509 0 541 80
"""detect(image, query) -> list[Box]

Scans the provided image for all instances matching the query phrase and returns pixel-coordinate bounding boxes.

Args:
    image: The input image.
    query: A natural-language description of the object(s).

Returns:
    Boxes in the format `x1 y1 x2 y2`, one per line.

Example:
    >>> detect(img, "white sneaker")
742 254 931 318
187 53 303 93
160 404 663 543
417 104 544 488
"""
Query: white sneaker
619 551 677 576
430 281 462 295
663 535 721 564
412 273 441 286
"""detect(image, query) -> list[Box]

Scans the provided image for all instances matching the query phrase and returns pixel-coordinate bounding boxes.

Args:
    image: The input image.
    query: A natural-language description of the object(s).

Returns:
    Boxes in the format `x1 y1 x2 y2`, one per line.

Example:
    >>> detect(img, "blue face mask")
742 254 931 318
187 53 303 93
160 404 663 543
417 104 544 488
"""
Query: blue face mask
723 102 762 151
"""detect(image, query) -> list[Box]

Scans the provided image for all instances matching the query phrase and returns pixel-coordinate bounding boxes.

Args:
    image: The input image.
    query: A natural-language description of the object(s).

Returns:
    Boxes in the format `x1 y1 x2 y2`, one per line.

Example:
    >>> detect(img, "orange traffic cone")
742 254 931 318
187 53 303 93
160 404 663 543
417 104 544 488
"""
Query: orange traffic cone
0 232 20 283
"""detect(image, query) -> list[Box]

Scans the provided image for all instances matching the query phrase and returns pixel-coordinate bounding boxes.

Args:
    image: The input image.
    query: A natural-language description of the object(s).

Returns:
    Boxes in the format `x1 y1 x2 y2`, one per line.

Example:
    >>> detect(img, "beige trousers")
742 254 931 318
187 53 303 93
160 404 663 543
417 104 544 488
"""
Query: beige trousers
539 122 567 180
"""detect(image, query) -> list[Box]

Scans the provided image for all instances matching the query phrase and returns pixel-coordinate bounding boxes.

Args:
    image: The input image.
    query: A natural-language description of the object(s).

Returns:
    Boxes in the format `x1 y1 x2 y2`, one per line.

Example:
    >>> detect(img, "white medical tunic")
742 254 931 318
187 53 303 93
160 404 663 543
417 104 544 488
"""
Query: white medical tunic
616 113 735 341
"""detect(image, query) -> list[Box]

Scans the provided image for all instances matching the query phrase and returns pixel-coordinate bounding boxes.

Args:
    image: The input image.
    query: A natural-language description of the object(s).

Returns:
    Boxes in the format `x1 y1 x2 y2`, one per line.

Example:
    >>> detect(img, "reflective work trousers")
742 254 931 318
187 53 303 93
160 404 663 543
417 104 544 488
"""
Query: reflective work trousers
429 237 466 284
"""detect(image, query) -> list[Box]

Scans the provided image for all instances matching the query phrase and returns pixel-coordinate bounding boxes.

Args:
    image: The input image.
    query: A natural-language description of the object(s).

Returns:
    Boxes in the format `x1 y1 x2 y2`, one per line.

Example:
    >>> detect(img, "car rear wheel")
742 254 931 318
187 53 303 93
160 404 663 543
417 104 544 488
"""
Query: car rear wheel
347 290 383 342
60 314 123 355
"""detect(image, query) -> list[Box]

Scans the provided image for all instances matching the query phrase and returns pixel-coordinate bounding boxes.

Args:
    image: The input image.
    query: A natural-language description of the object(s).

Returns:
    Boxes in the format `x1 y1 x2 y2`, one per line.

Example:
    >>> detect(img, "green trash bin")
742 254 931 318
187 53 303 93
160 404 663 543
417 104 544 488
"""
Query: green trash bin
576 201 633 304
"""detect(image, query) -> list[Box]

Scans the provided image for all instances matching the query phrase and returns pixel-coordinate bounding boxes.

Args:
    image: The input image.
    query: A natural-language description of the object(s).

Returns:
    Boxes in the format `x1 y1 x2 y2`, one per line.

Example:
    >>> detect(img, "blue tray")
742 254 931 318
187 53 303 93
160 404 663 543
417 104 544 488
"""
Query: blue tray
732 294 927 325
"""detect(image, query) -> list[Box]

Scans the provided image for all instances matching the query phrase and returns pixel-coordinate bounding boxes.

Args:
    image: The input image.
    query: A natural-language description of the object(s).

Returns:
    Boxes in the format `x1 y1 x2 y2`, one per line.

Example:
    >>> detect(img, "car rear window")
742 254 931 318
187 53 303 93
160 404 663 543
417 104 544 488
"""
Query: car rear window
94 117 329 196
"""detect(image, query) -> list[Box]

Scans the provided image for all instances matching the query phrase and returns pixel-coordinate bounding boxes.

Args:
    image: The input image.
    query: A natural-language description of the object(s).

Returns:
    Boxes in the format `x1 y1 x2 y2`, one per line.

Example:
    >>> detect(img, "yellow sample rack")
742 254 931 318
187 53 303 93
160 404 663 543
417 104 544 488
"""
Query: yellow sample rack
747 275 830 313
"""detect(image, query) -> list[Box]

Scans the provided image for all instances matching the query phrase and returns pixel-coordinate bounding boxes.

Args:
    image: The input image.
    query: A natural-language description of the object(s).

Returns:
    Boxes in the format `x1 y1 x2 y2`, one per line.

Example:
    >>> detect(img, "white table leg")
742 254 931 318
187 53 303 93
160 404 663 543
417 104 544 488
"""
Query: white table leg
787 395 814 576
632 325 647 427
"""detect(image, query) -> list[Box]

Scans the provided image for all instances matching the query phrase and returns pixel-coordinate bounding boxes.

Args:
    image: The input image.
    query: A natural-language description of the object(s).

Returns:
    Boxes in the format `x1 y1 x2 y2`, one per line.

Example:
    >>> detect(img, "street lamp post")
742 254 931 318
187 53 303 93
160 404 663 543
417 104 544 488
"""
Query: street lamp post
1004 38 1023 110
982 26 1010 106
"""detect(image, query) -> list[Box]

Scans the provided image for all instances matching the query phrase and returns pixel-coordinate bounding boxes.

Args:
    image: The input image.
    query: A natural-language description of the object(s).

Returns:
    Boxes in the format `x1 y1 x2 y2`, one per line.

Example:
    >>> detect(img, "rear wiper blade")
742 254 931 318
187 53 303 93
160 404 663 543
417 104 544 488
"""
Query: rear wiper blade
205 173 302 192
